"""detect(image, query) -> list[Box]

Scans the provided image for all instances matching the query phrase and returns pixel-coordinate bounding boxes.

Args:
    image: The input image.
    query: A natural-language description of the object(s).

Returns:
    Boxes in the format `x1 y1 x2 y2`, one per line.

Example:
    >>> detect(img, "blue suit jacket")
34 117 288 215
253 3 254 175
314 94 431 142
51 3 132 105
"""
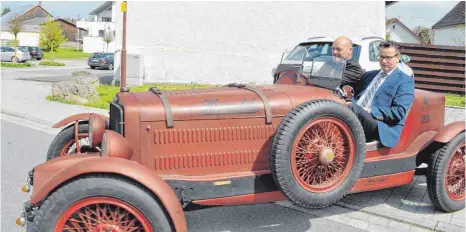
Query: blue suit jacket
355 68 415 147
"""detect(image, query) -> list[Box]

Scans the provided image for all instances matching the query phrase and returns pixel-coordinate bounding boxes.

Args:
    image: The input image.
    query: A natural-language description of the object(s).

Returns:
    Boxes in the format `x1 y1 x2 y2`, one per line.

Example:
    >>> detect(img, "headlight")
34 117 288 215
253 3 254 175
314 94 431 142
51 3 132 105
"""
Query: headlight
100 130 133 159
88 114 106 148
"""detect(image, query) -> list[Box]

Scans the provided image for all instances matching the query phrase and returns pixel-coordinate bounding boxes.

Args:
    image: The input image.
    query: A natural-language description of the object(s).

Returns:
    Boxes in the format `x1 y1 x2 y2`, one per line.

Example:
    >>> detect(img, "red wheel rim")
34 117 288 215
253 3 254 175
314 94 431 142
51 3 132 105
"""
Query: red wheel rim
59 133 88 157
55 197 153 232
291 117 356 192
445 143 465 201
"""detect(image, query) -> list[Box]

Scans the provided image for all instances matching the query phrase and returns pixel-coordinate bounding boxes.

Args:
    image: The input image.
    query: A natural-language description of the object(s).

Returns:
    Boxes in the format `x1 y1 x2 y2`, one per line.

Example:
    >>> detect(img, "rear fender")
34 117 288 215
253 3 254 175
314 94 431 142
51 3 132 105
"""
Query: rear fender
432 121 465 143
30 155 187 232
52 113 109 128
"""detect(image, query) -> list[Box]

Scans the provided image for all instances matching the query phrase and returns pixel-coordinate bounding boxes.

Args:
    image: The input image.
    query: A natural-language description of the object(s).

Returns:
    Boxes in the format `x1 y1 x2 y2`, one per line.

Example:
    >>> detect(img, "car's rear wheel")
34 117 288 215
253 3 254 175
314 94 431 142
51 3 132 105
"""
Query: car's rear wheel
108 63 114 70
90 66 95 69
46 123 99 160
271 100 366 208
427 132 465 212
11 56 18 63
27 175 173 232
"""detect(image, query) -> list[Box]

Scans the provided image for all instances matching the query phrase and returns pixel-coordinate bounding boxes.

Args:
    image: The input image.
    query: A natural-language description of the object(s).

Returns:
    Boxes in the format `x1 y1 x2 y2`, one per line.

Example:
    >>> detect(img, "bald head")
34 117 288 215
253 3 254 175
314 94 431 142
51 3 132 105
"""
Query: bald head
332 36 353 60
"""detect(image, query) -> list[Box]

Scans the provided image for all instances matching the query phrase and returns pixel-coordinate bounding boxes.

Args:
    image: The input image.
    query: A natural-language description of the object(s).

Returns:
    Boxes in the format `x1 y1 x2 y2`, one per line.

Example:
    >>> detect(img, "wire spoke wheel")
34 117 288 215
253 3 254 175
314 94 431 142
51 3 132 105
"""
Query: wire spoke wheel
55 197 153 232
446 144 465 201
291 117 355 192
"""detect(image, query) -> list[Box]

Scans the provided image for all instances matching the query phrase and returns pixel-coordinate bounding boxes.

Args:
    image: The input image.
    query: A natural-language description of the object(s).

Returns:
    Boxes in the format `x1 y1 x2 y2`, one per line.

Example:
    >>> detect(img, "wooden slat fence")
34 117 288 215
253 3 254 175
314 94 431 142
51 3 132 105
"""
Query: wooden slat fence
400 43 465 94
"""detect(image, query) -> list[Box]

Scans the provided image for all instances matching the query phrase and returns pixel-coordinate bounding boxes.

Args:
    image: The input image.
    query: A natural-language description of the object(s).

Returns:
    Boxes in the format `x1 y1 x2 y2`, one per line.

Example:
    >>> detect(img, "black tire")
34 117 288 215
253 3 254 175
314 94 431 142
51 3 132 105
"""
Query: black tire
90 66 95 69
270 99 366 208
36 58 41 60
46 123 96 160
427 132 465 212
26 175 173 232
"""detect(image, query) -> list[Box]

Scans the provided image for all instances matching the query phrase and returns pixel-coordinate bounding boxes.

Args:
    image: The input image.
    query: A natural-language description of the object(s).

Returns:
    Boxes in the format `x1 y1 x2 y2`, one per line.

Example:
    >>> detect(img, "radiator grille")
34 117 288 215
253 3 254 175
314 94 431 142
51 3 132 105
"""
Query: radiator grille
109 101 124 135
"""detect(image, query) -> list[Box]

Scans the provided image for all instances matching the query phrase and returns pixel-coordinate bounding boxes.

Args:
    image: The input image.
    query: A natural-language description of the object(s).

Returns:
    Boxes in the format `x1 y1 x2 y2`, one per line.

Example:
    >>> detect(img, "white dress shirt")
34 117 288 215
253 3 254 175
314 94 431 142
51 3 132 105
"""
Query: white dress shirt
356 68 396 109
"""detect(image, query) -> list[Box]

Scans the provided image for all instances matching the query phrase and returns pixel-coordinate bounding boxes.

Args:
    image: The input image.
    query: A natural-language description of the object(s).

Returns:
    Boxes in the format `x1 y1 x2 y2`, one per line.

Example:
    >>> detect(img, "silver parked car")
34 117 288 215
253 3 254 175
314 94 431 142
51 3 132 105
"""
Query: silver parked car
1 46 31 62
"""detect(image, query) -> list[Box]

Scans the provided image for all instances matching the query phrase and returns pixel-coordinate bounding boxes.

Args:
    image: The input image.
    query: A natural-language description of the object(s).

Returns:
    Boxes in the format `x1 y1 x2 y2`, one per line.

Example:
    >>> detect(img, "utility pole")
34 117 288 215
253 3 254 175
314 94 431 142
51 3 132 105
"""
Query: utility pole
120 1 128 92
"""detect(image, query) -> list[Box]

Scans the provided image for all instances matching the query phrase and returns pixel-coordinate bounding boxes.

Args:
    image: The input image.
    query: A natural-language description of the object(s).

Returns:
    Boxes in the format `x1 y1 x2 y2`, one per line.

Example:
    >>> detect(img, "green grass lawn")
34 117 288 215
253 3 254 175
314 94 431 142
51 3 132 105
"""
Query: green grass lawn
47 83 217 110
445 94 465 108
0 62 33 68
43 47 91 59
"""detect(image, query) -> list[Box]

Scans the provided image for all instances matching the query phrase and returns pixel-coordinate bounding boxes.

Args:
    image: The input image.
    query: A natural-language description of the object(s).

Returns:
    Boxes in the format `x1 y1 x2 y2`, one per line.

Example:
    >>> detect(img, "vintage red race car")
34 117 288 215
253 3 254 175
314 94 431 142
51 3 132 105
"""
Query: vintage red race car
18 56 464 232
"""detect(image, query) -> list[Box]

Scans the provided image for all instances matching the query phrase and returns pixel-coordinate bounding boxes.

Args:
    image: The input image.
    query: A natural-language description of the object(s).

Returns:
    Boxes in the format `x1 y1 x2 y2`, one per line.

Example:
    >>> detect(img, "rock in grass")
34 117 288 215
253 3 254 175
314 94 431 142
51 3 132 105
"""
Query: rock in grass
51 76 100 104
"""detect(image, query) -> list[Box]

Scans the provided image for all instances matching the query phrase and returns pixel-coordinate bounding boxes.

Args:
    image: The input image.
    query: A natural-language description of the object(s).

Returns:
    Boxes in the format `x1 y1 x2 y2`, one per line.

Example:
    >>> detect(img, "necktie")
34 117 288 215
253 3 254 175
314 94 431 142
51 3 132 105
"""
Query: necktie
360 72 387 109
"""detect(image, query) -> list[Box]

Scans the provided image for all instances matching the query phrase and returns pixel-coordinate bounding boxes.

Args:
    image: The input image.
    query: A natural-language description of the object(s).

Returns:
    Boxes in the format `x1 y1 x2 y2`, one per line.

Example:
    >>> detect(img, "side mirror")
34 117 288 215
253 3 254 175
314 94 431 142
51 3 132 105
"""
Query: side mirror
400 54 410 63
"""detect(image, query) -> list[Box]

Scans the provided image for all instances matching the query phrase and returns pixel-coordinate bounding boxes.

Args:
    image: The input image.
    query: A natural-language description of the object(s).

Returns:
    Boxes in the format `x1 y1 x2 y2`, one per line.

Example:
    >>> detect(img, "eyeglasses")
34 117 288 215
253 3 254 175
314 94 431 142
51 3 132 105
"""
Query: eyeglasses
377 54 399 61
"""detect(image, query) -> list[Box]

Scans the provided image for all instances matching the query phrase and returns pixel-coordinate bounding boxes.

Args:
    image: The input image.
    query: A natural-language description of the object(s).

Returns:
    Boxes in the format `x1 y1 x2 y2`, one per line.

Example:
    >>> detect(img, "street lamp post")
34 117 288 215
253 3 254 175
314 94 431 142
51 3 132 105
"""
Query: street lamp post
120 1 128 92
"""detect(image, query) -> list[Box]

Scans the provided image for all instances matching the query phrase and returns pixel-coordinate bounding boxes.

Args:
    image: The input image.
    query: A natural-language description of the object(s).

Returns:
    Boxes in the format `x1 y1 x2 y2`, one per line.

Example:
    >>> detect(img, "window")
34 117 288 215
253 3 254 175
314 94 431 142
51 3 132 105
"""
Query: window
101 17 112 22
369 40 382 61
282 42 361 63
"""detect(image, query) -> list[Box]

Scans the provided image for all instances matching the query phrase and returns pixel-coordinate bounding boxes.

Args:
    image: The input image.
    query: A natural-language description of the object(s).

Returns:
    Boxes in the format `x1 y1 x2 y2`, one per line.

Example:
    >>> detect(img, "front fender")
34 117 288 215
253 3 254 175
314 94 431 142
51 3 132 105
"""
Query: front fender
432 121 465 143
30 155 187 232
52 113 109 128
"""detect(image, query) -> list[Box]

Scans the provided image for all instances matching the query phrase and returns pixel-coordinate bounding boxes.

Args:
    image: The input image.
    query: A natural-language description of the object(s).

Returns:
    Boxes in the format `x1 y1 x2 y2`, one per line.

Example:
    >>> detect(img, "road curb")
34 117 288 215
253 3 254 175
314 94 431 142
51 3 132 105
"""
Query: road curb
1 109 54 127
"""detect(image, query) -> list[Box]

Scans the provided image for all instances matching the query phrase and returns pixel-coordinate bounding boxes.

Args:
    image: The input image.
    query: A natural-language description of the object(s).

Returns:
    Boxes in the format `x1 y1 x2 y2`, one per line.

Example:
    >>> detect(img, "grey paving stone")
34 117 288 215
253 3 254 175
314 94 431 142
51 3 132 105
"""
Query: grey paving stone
412 181 428 190
367 223 400 232
388 220 412 232
348 218 370 230
346 210 370 221
409 226 435 232
416 175 427 183
408 188 427 198
325 204 353 216
368 194 390 205
433 210 453 223
451 210 465 219
435 222 465 232
400 203 421 213
449 218 465 228
368 214 390 227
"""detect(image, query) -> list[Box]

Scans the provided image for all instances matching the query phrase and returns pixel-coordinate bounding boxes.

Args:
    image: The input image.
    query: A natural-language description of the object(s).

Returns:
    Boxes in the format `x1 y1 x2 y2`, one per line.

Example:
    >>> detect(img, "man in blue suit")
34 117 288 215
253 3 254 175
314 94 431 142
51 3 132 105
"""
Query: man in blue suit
348 41 415 148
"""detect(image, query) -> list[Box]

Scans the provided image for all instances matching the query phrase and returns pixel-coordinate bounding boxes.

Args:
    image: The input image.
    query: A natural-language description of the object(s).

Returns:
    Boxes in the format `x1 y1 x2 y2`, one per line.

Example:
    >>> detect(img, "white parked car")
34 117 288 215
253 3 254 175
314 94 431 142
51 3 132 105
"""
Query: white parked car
0 46 31 63
272 36 414 83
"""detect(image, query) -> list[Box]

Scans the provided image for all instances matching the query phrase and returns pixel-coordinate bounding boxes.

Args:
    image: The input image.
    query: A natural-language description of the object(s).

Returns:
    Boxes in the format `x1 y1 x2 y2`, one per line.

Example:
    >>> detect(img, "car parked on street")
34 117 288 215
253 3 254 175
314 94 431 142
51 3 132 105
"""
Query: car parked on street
0 46 31 63
17 54 464 231
88 52 114 70
272 36 414 83
18 46 44 60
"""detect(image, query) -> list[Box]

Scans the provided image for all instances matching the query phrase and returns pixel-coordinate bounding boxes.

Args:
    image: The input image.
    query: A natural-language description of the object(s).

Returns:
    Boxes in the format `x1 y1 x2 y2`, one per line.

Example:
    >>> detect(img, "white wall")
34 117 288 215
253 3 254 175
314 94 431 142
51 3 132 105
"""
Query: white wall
114 1 385 85
433 26 465 46
77 21 116 37
386 22 421 44
83 36 115 53
0 31 39 46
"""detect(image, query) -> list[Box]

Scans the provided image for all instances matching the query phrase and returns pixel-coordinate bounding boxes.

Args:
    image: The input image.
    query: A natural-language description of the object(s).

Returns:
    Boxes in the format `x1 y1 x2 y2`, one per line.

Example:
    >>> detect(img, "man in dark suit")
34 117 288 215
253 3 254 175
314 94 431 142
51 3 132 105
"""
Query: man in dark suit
331 36 364 95
348 40 415 147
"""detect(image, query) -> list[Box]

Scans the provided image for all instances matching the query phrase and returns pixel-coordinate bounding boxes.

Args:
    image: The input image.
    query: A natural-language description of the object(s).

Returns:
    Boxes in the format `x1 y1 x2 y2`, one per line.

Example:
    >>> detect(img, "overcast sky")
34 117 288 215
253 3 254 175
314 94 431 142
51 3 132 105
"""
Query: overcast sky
386 1 461 29
1 1 461 29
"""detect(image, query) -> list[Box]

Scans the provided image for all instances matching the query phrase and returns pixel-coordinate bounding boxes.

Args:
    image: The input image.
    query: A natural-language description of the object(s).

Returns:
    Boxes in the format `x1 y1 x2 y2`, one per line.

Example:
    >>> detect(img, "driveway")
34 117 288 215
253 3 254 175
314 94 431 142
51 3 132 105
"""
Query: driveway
1 58 114 84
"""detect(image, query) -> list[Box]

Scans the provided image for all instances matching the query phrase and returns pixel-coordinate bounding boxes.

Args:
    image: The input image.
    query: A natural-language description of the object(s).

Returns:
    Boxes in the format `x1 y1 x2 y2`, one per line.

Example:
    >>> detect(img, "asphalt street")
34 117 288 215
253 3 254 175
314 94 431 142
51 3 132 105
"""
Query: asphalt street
1 118 364 232
0 59 114 84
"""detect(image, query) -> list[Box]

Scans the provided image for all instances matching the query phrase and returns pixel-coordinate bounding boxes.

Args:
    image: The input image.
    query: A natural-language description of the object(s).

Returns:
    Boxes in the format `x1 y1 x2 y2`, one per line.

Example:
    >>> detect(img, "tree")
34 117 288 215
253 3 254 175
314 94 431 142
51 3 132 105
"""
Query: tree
39 17 67 61
8 16 24 63
412 26 431 44
103 29 115 52
1 7 10 16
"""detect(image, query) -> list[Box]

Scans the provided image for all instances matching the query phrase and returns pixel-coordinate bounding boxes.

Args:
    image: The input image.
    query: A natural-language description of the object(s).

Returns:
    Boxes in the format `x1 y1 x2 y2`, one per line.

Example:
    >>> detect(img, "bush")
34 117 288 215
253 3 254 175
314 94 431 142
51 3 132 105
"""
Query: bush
0 62 32 68
39 60 65 66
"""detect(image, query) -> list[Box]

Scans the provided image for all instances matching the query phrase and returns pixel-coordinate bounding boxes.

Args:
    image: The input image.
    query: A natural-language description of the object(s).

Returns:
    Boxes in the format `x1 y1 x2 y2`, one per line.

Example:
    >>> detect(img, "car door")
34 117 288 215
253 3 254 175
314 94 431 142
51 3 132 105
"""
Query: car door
0 47 5 61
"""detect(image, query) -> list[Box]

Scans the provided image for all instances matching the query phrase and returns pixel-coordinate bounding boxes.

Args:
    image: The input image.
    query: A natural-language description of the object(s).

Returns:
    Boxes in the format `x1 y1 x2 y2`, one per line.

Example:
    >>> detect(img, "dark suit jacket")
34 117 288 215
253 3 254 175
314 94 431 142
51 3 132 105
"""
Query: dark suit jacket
355 68 415 147
341 58 363 95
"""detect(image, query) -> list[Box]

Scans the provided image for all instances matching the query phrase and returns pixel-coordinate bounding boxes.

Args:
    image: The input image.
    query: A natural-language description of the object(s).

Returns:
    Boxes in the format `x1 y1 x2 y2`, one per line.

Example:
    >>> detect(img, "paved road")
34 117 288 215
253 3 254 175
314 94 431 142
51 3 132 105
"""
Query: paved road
1 118 365 232
1 59 114 84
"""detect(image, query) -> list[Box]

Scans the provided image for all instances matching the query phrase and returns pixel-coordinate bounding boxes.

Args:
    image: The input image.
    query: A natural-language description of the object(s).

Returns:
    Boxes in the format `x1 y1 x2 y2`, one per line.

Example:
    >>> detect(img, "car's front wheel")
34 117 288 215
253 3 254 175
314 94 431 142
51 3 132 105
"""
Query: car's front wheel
27 175 173 232
46 123 99 160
